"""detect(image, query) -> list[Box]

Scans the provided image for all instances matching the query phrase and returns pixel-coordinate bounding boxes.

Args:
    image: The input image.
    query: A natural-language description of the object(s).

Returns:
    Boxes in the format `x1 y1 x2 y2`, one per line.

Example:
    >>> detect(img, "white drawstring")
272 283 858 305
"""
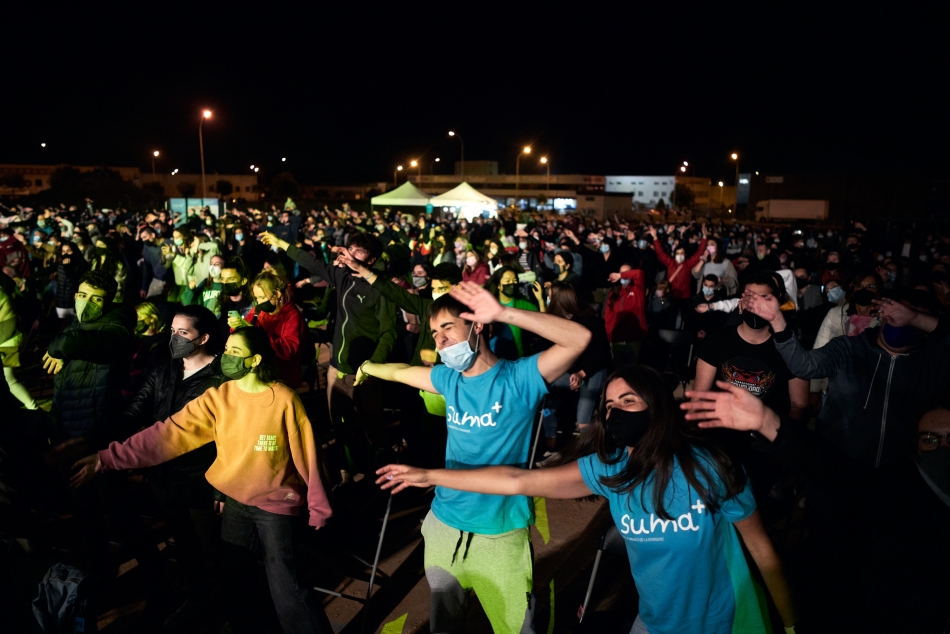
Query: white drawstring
864 354 882 410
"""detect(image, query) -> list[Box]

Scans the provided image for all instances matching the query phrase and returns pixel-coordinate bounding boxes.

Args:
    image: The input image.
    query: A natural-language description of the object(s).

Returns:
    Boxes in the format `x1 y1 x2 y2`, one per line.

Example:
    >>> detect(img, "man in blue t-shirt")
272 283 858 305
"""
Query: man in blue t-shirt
359 281 591 633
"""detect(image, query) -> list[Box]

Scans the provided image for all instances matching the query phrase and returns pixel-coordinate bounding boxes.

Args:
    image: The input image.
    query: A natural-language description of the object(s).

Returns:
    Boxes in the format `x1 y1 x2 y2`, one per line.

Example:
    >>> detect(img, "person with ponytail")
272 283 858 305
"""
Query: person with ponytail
377 365 799 634
70 326 332 634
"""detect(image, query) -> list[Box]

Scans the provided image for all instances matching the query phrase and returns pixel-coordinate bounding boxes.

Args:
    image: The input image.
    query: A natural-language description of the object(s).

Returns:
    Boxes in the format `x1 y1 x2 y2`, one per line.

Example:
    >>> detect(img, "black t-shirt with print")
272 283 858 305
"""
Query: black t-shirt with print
698 326 794 418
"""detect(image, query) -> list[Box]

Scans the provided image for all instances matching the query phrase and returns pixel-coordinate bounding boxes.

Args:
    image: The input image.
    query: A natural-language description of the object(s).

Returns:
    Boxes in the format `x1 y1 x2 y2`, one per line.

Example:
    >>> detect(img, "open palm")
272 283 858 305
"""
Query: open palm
449 282 504 324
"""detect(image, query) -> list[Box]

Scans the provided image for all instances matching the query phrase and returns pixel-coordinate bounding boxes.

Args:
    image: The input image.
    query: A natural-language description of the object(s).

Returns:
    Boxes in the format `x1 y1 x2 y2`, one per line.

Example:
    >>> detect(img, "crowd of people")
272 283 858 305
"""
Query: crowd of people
1 198 949 633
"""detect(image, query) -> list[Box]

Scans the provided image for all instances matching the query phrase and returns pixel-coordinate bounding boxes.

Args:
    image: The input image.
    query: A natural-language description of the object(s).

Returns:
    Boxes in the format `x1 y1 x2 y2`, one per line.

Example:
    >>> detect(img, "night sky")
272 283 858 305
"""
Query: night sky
5 6 945 186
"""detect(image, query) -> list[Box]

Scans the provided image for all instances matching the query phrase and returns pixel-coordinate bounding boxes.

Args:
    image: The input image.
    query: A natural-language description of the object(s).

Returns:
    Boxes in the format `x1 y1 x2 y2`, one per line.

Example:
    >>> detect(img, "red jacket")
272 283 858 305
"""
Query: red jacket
655 239 707 300
246 301 306 388
604 269 647 342
462 262 490 287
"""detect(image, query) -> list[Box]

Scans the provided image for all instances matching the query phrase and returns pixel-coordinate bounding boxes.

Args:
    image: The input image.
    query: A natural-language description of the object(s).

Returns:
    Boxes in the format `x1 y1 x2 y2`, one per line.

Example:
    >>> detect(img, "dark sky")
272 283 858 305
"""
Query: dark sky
5 6 946 187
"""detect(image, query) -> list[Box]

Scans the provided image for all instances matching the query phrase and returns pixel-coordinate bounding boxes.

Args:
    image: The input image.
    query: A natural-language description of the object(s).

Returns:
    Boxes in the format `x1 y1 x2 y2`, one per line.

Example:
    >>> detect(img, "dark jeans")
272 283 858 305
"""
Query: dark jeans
219 498 331 634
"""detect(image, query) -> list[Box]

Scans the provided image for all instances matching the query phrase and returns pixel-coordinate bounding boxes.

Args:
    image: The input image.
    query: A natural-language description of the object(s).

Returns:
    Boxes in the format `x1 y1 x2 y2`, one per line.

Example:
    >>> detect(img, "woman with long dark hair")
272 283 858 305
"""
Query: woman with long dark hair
538 282 612 458
71 326 333 634
377 365 798 633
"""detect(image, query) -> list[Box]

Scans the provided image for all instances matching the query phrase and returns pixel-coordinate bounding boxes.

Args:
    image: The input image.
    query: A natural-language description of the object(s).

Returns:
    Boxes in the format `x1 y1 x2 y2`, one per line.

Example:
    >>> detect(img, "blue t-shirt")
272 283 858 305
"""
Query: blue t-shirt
578 451 769 634
429 354 548 534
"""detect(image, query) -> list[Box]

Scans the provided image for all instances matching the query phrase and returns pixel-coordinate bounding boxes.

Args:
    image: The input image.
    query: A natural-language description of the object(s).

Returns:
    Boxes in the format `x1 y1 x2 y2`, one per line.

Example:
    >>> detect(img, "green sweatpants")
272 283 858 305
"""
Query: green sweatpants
422 511 535 634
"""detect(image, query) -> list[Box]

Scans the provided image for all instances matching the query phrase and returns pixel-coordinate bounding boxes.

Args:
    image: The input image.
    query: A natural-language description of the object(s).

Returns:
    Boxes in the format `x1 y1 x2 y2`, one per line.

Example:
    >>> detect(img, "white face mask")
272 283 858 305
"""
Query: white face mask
674 254 685 264
431 291 447 301
466 256 477 267
209 265 222 278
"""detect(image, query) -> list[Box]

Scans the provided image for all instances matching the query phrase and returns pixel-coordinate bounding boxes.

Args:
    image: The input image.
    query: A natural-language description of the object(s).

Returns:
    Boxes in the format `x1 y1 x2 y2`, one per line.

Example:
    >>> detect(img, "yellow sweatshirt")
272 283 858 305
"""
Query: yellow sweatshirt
99 381 331 527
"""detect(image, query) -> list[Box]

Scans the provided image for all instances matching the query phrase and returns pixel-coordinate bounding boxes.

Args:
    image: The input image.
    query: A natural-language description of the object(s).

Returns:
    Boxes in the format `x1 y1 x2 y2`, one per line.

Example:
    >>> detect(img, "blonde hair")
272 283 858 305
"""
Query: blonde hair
135 302 165 331
252 269 288 298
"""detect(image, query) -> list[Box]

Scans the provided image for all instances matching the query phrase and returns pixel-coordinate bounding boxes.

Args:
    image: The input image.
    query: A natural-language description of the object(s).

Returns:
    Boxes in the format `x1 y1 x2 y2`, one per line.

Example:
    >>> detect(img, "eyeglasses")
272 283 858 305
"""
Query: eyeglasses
918 432 950 451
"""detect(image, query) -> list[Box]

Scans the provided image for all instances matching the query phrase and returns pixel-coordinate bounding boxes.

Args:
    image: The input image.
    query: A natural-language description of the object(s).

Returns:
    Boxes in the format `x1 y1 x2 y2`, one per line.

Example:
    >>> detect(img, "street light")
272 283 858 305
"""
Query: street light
281 157 286 162
431 157 441 177
448 131 464 180
151 150 159 178
718 181 724 207
410 159 421 183
394 165 403 186
515 146 531 192
730 152 739 188
540 156 550 191
199 109 212 198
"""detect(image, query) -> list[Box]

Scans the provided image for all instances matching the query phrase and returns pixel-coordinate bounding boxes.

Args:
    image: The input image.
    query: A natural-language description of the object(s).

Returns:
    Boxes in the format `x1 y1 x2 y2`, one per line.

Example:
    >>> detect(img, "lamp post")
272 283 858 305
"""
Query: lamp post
718 181 724 209
151 151 159 178
431 157 440 177
410 160 421 184
448 131 464 180
515 146 531 193
540 156 549 191
730 152 739 187
199 109 212 198
394 165 403 187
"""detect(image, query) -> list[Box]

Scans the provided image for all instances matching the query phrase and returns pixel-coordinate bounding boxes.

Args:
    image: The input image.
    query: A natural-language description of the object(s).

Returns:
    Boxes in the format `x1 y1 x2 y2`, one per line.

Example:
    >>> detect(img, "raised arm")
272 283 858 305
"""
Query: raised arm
375 461 593 498
357 362 436 393
449 282 591 382
261 232 331 281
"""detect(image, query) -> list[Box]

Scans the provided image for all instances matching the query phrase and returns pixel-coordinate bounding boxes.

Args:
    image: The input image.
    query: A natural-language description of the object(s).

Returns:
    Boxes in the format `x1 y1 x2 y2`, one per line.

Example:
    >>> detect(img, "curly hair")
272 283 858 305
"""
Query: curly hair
79 269 118 303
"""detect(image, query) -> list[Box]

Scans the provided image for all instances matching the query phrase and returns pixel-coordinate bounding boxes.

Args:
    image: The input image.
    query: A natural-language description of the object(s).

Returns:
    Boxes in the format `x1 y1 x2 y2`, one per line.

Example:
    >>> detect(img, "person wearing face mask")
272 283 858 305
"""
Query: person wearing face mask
461 248 490 286
694 273 808 507
820 251 843 288
691 238 738 296
852 400 950 632
604 263 648 367
186 254 227 317
43 270 135 447
485 240 505 274
0 226 33 280
646 224 708 300
487 266 540 360
54 241 87 321
813 271 882 352
71 326 333 634
260 230 397 478
114 305 226 618
359 284 592 634
139 226 174 299
230 270 306 389
742 287 950 628
377 365 800 634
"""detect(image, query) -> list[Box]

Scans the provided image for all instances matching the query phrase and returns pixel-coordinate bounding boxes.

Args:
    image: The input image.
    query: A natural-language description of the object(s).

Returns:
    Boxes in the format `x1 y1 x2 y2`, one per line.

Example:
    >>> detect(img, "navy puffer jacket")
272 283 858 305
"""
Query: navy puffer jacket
50 304 134 446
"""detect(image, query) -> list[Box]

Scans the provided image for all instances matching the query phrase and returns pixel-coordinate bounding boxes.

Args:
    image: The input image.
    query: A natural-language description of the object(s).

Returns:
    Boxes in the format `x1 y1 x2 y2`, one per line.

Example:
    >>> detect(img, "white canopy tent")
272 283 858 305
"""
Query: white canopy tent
370 181 431 207
429 182 499 220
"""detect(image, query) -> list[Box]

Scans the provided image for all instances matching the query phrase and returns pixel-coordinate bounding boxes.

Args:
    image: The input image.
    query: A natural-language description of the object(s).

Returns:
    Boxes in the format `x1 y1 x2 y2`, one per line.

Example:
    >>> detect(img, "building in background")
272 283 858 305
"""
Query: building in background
139 173 261 201
0 164 141 196
605 175 676 207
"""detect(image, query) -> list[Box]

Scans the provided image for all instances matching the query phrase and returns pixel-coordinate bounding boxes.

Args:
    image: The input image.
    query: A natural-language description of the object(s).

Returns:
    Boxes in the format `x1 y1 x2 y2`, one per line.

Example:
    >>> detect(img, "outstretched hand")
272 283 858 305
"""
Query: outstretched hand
449 281 505 324
259 232 289 251
375 464 430 494
70 454 102 488
681 381 779 440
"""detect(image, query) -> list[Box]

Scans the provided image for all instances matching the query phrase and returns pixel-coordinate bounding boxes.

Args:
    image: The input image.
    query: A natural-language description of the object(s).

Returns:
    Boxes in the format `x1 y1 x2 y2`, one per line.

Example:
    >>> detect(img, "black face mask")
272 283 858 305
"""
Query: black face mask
852 289 875 307
169 334 200 359
257 300 277 314
501 283 518 297
223 282 243 296
825 262 838 271
796 277 809 287
742 309 769 330
606 408 651 447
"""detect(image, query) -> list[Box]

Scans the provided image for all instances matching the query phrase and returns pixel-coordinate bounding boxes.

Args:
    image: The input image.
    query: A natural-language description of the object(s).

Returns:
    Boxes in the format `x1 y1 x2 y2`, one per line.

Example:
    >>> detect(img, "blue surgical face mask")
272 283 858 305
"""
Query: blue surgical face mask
438 322 479 372
888 271 897 282
882 323 920 348
599 244 610 253
702 286 715 297
637 240 647 249
827 286 845 303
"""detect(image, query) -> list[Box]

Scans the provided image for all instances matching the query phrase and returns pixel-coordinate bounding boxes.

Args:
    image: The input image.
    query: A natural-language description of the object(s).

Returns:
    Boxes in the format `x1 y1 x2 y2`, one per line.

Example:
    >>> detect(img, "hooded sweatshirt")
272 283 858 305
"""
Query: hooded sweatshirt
98 381 331 527
773 320 950 468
